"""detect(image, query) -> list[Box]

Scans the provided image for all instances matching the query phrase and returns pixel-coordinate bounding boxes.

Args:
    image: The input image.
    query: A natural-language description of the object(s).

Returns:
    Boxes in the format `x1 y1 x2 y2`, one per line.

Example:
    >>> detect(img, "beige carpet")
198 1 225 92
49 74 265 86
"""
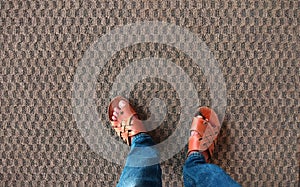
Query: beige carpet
1 0 299 186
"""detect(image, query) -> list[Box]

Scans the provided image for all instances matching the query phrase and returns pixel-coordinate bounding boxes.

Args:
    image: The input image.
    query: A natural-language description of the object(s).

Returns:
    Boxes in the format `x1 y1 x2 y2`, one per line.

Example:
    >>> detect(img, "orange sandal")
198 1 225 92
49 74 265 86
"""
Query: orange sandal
108 96 146 146
188 106 221 163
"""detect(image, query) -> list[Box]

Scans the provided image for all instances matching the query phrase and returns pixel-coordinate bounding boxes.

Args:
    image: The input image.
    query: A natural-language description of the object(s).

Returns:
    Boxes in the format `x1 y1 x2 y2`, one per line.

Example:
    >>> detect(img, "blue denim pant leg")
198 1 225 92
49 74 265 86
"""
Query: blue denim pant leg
117 133 162 187
183 152 241 187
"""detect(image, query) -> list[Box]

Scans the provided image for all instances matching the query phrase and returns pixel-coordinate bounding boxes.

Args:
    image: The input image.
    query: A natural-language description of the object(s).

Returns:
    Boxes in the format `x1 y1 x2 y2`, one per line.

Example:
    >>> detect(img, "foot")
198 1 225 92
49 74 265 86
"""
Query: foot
111 100 135 121
187 107 221 163
188 115 210 159
108 96 146 145
111 100 140 143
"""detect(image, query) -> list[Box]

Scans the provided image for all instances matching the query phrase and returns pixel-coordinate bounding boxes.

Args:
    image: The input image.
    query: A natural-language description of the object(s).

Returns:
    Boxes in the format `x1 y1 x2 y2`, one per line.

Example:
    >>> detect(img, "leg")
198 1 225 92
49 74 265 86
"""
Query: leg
117 133 162 187
183 152 240 187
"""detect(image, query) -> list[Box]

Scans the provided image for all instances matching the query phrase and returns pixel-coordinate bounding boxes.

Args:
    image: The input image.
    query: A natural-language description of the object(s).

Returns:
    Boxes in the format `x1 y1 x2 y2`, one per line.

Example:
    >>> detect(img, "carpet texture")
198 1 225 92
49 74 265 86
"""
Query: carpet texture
1 0 299 186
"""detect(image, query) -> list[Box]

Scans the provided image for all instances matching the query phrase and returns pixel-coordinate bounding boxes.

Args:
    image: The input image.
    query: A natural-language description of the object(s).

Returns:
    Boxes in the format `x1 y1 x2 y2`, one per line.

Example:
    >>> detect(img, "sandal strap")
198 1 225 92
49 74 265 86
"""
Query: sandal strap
119 116 145 145
114 115 146 145
187 136 216 155
190 117 207 137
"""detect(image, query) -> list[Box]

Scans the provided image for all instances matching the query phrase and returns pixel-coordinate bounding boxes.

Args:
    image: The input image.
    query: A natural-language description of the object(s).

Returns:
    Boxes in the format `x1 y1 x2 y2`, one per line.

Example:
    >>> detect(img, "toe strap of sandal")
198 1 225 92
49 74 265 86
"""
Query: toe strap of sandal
190 117 207 137
120 115 145 136
116 115 145 145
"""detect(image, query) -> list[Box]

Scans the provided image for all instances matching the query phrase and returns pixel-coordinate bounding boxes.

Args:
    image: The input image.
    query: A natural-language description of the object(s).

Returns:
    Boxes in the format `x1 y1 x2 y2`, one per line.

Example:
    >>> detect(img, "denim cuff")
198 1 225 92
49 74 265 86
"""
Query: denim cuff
187 152 206 162
131 133 152 144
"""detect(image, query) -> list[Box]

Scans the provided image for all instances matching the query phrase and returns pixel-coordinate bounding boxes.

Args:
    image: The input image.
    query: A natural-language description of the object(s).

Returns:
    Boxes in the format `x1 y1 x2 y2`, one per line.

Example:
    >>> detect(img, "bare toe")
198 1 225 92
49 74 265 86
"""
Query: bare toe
113 111 118 117
118 100 126 109
114 107 120 113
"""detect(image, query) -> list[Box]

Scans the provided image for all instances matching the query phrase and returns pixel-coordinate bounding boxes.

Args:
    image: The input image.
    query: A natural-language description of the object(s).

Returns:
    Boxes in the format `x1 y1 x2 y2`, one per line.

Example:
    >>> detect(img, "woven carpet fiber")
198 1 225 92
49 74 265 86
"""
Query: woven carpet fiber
1 0 299 186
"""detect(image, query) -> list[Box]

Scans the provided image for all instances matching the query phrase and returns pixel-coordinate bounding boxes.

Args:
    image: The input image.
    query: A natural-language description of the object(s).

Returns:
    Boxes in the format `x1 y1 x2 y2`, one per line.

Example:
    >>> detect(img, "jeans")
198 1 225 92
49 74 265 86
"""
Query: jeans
117 133 240 187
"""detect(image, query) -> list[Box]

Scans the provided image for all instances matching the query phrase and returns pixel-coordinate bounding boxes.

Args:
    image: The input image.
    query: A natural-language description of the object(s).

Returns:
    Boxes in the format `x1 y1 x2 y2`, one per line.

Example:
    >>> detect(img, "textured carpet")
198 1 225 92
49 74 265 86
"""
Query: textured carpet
1 0 299 186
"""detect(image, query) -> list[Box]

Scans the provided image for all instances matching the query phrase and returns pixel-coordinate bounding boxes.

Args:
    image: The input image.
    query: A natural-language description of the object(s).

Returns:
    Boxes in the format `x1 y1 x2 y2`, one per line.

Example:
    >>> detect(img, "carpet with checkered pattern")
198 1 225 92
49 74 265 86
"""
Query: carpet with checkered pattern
1 0 299 186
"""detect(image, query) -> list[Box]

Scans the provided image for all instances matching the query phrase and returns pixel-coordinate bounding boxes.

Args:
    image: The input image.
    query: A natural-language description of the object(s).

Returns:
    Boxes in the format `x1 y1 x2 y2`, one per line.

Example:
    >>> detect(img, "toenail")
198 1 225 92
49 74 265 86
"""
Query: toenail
119 100 126 108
